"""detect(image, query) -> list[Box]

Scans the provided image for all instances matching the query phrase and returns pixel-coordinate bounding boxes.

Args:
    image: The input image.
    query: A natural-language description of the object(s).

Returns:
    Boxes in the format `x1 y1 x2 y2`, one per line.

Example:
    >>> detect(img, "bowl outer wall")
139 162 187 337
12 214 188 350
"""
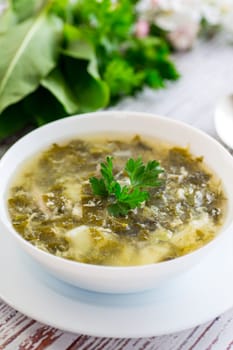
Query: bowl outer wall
0 111 233 293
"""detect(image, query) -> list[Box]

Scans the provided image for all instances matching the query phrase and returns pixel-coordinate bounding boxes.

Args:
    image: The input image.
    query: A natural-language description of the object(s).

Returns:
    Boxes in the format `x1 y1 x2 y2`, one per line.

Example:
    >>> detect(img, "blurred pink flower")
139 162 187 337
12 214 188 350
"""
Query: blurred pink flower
135 19 150 38
151 0 159 6
137 0 233 50
168 22 199 51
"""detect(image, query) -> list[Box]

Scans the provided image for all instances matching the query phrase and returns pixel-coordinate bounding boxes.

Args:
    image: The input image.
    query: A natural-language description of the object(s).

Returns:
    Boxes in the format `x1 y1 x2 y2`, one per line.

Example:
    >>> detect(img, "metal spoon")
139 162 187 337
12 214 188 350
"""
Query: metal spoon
214 95 233 150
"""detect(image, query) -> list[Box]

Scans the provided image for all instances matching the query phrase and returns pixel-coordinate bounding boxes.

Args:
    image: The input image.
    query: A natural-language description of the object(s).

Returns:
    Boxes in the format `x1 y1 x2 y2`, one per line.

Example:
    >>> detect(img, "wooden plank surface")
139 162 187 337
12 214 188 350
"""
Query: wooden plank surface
0 36 233 349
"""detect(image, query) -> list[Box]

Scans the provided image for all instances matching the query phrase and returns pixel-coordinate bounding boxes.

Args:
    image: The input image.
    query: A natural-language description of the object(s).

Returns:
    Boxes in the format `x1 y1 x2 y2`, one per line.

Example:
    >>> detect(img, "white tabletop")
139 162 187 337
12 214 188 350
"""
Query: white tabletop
0 36 233 349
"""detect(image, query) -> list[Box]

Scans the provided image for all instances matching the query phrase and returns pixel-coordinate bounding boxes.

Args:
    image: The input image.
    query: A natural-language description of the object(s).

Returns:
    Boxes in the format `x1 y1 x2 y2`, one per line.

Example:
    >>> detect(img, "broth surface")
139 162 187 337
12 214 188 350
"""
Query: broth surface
8 135 226 266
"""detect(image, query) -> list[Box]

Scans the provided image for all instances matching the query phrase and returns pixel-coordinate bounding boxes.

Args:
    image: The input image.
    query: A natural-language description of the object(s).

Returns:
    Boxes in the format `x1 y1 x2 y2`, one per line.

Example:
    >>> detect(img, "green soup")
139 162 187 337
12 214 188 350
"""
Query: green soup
8 135 226 266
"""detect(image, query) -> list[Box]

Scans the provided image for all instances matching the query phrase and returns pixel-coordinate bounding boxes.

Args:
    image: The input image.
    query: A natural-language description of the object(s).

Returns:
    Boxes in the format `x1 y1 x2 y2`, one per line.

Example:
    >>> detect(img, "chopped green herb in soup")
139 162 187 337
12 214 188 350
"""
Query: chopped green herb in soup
8 135 226 266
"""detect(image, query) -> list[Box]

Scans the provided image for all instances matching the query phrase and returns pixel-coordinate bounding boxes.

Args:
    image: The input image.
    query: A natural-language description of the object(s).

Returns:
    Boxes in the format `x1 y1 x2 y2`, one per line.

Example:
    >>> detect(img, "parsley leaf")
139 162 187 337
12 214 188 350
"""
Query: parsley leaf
125 157 164 187
89 156 164 216
100 156 115 191
103 59 144 98
108 187 149 216
89 177 108 196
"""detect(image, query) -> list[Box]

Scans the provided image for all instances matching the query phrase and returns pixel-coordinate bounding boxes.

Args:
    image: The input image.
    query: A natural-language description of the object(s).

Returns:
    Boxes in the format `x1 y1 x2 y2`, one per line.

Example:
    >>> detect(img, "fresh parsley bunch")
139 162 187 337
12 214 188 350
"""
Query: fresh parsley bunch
0 0 179 140
90 156 164 216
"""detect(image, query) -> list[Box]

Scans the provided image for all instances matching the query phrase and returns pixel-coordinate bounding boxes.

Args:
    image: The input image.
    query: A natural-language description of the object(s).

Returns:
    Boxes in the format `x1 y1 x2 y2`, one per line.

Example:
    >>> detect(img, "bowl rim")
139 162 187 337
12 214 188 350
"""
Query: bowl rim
1 110 233 271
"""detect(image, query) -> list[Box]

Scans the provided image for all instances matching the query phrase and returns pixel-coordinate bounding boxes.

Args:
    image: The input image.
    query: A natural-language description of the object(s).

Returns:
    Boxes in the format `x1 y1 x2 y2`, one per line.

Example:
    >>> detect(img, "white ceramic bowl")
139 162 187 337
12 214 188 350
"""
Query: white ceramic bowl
0 111 233 294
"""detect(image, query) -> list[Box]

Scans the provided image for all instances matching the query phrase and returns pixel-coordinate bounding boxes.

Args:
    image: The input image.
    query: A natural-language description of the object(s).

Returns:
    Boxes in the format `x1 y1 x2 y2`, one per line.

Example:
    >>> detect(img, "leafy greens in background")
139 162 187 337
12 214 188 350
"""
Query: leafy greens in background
0 0 179 140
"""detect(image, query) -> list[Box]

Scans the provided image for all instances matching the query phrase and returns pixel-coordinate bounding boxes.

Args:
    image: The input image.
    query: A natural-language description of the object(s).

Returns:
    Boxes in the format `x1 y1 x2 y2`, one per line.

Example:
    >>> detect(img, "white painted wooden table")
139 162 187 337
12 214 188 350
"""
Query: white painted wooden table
0 37 233 349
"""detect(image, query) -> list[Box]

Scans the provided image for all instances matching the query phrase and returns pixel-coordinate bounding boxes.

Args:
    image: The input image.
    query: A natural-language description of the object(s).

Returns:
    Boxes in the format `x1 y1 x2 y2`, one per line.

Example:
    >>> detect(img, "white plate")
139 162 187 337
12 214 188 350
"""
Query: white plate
0 221 233 338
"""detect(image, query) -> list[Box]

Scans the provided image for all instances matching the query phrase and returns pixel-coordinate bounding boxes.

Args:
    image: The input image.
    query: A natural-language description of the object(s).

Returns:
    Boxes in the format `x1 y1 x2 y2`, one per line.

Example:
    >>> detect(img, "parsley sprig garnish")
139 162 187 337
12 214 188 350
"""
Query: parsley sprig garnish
89 156 164 216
